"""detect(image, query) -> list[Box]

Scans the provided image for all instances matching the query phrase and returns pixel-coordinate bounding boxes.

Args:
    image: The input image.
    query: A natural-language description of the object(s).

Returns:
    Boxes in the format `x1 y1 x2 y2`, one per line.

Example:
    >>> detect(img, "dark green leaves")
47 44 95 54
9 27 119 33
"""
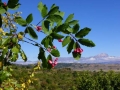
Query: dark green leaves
72 24 80 34
75 27 91 38
67 39 74 54
38 47 47 68
7 0 19 9
72 52 81 60
41 5 48 18
62 36 71 47
51 49 60 57
0 6 6 14
69 20 78 25
78 39 95 47
15 17 27 26
25 27 38 39
48 6 59 15
42 20 50 34
47 15 63 24
20 50 27 61
65 14 74 23
50 32 64 39
26 13 33 24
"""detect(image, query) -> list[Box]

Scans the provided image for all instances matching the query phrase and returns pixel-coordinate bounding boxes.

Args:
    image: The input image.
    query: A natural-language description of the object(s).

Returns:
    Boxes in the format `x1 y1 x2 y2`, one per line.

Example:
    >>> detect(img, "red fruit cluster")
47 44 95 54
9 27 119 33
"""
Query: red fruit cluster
48 58 58 68
58 39 63 42
36 26 42 32
74 48 83 54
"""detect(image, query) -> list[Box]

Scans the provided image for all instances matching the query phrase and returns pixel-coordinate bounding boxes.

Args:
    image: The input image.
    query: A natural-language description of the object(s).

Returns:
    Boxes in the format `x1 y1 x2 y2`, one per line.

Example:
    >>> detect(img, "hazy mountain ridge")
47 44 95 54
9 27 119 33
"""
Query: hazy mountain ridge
12 53 120 65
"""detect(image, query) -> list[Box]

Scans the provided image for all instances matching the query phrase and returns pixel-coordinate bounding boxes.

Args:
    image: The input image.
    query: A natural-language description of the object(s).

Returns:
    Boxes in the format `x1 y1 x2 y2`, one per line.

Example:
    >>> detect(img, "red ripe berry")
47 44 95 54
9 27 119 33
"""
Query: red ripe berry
48 60 52 64
54 61 58 65
58 39 63 42
52 46 56 49
36 26 42 32
74 48 83 54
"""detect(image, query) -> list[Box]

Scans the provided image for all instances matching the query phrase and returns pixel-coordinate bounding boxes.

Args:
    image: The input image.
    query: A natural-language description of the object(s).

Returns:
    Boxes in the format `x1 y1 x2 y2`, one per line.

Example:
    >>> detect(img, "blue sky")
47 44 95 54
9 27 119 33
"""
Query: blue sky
3 0 120 60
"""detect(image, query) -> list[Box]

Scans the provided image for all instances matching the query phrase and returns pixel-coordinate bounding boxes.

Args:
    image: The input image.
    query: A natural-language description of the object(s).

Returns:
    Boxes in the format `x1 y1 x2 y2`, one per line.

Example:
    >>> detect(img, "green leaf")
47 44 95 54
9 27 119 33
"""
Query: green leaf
41 5 48 18
67 39 74 54
38 47 48 68
20 50 27 61
51 49 60 57
11 53 18 62
72 52 81 60
50 4 56 9
0 15 2 27
55 11 65 17
72 24 80 34
62 36 71 47
26 27 38 39
26 13 33 24
69 20 79 25
47 54 52 60
15 17 27 26
37 2 44 13
12 37 18 44
78 38 95 47
42 20 50 34
65 14 74 23
7 0 19 9
47 15 63 24
0 6 6 14
2 37 10 45
56 23 69 32
12 46 20 53
48 6 59 15
41 37 49 48
50 32 64 39
73 42 79 49
75 27 91 38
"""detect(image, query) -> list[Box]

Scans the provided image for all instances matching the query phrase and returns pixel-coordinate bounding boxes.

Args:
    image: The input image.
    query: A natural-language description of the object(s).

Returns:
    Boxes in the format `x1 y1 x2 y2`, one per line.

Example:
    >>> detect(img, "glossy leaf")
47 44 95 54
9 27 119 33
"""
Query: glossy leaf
25 27 38 39
48 6 59 15
37 2 44 13
78 38 95 47
0 6 6 14
7 0 19 9
38 47 48 68
72 24 80 34
42 20 50 34
26 13 33 24
75 27 91 38
15 17 27 26
67 39 74 54
62 36 71 47
20 50 27 61
47 15 63 24
51 49 60 57
41 5 48 18
50 32 64 39
72 52 81 60
69 20 79 25
12 46 20 53
65 14 74 23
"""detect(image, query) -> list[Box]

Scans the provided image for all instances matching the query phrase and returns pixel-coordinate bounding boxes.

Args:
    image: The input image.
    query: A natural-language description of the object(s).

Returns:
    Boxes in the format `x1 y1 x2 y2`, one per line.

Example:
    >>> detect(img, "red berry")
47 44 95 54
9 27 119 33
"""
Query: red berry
58 39 63 42
52 46 56 49
48 60 52 64
74 48 83 54
36 26 42 32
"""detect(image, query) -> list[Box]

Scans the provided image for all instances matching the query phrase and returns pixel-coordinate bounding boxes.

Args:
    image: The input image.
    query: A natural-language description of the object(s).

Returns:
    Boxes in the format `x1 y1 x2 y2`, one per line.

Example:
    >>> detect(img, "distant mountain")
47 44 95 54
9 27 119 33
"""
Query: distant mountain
12 53 120 65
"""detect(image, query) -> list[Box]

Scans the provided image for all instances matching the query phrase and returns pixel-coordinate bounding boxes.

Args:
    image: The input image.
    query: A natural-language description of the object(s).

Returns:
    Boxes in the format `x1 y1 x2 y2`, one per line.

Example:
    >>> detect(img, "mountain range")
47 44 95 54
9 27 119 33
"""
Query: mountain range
11 53 120 65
